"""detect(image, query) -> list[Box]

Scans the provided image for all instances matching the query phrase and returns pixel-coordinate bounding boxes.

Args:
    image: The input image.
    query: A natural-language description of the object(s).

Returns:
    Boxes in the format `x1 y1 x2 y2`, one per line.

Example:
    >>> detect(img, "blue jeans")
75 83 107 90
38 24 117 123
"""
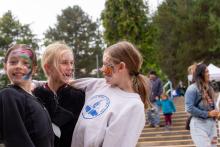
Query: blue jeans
147 102 160 126
190 117 217 147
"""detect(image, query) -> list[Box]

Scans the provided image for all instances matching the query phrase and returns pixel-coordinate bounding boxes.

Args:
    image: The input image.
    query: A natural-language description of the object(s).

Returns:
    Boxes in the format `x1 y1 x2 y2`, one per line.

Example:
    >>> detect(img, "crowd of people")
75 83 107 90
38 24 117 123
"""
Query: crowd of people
0 41 220 147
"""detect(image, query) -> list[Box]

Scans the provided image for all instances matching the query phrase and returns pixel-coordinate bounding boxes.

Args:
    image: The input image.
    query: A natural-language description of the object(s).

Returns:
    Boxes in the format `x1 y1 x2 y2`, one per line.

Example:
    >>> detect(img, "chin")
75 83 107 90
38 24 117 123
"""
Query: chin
105 78 112 84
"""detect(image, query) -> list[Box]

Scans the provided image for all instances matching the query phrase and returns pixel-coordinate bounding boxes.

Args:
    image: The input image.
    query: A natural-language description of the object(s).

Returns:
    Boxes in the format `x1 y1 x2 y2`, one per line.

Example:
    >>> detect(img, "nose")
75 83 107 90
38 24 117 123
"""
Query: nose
68 63 73 70
16 61 25 69
99 66 104 72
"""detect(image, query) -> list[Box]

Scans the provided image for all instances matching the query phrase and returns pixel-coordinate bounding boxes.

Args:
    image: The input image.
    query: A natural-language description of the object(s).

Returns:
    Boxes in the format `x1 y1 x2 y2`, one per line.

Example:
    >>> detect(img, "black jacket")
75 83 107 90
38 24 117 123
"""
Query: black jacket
33 84 85 147
0 85 54 147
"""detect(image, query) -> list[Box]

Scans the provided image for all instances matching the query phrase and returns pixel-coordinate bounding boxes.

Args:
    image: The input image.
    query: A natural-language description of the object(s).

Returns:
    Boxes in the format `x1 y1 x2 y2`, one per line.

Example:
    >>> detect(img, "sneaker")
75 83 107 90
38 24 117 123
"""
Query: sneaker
146 123 154 127
154 124 160 128
165 125 171 131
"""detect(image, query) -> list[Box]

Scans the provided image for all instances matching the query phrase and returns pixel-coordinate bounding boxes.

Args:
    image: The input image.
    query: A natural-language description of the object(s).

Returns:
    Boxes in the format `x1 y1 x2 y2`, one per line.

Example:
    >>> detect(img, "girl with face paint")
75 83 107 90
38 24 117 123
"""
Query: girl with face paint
0 44 54 147
70 41 152 147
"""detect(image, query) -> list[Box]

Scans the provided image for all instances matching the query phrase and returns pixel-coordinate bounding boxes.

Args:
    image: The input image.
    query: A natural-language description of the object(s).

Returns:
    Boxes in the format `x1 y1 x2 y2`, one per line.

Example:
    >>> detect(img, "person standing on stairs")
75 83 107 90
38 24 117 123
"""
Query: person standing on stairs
157 91 176 130
148 70 163 128
185 63 219 147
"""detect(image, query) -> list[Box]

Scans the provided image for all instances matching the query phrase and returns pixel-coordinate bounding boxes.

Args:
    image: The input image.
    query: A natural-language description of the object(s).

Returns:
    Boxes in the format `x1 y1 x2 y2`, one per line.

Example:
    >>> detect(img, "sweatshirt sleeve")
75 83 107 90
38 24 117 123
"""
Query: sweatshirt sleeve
102 102 145 147
0 88 35 147
70 78 105 93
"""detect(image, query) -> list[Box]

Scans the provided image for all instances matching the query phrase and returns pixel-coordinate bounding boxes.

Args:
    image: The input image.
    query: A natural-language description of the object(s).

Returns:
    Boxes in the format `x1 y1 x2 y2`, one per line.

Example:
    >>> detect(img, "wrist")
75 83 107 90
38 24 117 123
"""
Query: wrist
217 112 220 119
208 111 211 117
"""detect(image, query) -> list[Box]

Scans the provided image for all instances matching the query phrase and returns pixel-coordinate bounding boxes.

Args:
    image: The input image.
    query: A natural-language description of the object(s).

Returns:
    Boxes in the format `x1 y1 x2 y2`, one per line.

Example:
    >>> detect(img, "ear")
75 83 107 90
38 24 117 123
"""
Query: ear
118 62 126 71
44 64 51 75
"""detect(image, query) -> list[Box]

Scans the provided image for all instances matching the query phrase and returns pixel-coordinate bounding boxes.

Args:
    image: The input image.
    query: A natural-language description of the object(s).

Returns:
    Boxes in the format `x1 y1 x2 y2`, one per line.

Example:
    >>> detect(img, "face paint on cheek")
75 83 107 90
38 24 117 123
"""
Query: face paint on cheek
101 64 114 77
11 49 34 80
22 69 32 80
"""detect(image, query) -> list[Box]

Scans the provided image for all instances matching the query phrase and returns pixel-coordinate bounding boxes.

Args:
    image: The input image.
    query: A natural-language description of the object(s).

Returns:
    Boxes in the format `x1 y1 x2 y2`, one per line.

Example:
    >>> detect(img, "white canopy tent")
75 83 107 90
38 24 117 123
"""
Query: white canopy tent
208 64 220 82
188 63 220 82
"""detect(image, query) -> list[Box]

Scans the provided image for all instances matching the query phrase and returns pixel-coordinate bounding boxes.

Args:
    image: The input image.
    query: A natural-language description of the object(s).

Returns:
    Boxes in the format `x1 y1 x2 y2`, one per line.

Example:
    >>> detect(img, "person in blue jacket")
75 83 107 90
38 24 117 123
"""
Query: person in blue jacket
157 91 176 130
185 63 219 147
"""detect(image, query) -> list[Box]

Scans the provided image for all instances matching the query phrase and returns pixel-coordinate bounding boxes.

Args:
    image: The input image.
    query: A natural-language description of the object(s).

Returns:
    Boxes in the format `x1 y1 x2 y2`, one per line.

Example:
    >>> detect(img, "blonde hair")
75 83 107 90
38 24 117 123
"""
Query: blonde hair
104 41 151 108
41 42 73 77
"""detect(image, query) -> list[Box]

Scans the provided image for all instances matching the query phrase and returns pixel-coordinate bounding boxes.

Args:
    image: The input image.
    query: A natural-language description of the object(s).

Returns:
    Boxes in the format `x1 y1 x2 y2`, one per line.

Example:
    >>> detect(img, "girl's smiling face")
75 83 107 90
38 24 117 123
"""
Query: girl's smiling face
48 50 74 84
4 48 34 85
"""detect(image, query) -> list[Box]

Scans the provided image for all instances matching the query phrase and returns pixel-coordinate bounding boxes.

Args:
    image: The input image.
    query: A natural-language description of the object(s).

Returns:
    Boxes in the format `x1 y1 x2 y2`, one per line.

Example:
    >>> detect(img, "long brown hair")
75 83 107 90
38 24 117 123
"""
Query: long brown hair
104 41 151 108
194 63 215 105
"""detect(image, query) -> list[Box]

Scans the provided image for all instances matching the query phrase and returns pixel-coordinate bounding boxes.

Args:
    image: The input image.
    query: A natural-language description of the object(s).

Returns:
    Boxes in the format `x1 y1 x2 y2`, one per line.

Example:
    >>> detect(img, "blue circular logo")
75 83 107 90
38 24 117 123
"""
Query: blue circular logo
82 95 110 119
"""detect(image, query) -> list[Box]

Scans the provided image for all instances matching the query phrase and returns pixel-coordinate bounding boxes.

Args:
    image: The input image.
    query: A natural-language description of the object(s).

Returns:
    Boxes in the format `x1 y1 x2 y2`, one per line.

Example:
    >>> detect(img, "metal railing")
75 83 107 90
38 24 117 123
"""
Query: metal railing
163 80 173 100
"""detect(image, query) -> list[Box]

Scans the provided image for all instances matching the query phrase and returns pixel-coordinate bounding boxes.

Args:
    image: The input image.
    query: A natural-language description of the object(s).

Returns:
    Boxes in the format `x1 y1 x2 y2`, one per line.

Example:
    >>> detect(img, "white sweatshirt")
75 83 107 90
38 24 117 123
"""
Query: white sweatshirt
71 78 145 147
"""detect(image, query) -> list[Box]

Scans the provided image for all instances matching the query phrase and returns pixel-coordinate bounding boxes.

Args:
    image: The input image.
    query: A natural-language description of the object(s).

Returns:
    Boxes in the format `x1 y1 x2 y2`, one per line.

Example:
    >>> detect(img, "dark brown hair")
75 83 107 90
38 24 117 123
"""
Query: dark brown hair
4 44 37 67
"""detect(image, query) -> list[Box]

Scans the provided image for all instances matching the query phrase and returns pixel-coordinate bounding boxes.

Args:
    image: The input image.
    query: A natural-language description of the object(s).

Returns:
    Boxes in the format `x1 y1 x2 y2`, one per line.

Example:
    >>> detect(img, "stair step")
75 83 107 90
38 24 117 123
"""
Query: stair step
143 126 186 132
137 139 194 146
139 97 220 146
140 130 190 137
138 134 191 142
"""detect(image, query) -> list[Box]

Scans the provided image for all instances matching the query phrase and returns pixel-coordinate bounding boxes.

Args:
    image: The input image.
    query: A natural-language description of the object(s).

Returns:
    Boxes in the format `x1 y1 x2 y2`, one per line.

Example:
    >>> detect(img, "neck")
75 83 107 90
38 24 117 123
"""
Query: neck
16 81 32 94
117 76 134 93
48 78 64 93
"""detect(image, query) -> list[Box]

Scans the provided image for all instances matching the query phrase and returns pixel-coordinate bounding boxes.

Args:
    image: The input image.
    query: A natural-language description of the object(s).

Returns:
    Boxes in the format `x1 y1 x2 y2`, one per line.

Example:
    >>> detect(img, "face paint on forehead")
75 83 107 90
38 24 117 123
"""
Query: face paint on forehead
11 48 33 59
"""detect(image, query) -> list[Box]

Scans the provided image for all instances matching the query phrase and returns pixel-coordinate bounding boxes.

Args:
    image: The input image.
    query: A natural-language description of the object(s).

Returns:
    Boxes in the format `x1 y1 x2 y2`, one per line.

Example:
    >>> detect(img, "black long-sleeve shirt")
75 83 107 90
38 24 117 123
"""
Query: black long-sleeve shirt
33 84 85 147
0 85 54 147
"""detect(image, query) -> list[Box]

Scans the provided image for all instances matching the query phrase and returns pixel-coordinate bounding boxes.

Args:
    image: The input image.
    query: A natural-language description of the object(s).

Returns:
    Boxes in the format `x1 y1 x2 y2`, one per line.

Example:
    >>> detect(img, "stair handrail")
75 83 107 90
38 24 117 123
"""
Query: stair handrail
163 80 173 100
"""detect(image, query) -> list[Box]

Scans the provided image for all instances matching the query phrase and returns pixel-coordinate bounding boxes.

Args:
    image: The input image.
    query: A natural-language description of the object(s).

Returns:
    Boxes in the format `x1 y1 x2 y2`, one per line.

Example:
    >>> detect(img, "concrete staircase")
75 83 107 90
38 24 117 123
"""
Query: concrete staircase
137 97 220 147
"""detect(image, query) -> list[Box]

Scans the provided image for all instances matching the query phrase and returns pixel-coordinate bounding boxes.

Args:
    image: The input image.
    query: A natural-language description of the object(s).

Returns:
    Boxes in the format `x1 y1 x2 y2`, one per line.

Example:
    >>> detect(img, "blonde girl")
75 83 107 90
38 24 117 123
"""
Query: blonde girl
32 42 85 147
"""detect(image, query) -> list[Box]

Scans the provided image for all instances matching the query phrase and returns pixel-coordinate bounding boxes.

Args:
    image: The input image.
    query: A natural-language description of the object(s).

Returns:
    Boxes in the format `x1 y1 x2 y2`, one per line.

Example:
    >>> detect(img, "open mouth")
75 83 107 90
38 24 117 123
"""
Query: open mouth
63 73 73 78
12 72 25 77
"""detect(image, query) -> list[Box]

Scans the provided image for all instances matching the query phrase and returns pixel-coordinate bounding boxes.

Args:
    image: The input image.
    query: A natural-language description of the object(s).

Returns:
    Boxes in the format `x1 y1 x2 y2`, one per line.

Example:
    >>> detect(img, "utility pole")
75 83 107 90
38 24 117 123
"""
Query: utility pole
96 54 99 78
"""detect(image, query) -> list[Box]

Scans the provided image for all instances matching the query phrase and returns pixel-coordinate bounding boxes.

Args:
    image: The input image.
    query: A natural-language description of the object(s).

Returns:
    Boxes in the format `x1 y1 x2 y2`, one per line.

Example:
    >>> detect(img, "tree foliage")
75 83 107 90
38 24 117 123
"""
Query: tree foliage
0 11 39 87
101 0 156 73
44 6 103 78
0 11 39 51
153 0 220 85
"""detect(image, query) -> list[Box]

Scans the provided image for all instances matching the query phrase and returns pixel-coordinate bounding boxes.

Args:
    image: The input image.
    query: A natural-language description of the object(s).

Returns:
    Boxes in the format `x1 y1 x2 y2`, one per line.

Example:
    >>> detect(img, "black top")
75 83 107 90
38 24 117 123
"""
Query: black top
33 84 85 147
0 85 54 147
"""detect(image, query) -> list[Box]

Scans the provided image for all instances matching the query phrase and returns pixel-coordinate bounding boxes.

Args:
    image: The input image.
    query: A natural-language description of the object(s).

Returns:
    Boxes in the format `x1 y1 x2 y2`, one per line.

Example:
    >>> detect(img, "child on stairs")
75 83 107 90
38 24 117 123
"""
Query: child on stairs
157 92 176 130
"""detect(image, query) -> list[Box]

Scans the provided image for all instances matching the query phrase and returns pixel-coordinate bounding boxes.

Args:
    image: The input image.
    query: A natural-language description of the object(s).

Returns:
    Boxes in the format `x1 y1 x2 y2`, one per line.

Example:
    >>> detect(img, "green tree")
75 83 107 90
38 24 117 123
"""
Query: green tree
44 6 103 78
101 0 156 73
153 0 220 85
0 11 39 51
0 11 39 87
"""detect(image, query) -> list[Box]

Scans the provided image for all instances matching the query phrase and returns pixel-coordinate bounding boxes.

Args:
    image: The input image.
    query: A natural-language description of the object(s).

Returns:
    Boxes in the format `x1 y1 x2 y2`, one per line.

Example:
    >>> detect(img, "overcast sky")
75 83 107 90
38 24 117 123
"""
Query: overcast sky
0 0 162 39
